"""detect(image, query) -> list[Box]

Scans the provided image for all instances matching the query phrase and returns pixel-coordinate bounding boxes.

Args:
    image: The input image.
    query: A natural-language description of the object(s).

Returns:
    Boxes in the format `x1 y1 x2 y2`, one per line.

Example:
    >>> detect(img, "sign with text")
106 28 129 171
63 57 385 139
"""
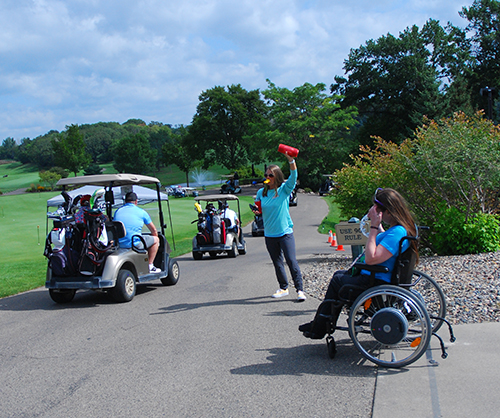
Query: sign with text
335 222 368 245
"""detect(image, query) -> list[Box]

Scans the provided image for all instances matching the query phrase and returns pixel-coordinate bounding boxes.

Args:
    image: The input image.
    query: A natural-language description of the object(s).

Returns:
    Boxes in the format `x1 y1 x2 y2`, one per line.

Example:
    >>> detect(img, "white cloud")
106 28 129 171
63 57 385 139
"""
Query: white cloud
0 0 472 140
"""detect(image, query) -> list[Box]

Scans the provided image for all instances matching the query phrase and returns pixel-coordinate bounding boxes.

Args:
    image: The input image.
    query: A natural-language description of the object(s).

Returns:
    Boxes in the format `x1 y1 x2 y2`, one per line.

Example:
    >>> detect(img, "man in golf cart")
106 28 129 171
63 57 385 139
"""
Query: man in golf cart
114 191 160 273
219 200 240 236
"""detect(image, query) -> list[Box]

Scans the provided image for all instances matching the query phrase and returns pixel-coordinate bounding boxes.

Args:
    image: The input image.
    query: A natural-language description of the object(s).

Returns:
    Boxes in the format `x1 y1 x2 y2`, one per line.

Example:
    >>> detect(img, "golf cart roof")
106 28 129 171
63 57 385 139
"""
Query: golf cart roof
195 194 239 202
47 184 168 208
57 174 161 187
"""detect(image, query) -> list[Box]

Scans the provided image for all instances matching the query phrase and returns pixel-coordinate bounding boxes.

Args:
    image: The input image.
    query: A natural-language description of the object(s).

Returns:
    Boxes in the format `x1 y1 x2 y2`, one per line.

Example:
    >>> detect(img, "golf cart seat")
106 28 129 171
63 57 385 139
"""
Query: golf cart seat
105 221 126 248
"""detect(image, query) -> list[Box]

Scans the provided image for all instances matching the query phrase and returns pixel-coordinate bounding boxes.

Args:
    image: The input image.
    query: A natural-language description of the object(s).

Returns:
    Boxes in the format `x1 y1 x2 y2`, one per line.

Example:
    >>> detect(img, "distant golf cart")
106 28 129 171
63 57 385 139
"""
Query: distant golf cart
219 174 241 194
192 194 246 259
44 174 179 304
289 185 298 206
319 174 334 196
250 203 264 237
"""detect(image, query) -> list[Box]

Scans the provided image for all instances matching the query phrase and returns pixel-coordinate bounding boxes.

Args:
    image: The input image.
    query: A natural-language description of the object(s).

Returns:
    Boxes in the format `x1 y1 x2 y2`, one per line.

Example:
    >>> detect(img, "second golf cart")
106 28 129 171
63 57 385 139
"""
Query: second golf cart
192 194 246 259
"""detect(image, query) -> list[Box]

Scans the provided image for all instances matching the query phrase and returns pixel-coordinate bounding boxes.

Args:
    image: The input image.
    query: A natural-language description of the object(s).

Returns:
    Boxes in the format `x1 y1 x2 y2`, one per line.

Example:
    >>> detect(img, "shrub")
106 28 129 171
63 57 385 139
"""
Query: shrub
331 111 500 255
432 206 500 255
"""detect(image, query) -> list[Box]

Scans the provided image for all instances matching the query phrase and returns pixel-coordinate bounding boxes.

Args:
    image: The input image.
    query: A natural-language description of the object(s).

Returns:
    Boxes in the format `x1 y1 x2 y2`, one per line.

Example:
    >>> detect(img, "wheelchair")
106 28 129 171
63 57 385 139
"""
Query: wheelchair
312 229 456 368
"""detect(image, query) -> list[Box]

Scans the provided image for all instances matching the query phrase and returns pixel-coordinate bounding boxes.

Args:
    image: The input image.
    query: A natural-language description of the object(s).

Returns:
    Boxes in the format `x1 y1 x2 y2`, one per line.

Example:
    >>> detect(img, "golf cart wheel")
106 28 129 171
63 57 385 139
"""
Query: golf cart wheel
238 241 247 255
161 259 180 286
192 251 203 260
110 269 136 302
49 289 76 304
227 241 238 258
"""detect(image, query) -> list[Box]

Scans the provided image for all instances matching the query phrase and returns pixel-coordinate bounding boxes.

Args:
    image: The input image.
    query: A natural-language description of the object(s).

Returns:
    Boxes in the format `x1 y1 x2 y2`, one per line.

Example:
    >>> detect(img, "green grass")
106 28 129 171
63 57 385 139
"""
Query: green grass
318 196 342 234
0 162 40 193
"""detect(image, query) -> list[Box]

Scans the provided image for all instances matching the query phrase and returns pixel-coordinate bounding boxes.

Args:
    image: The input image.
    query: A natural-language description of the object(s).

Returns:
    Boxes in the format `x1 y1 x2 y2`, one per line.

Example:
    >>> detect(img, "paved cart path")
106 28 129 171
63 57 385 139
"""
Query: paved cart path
1 192 498 417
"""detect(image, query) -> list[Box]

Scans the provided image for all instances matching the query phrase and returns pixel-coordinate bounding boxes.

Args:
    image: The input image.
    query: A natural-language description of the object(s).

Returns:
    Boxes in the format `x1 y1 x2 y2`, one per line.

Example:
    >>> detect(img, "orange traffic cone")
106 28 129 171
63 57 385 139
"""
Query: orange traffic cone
330 233 338 247
328 230 333 244
336 243 345 252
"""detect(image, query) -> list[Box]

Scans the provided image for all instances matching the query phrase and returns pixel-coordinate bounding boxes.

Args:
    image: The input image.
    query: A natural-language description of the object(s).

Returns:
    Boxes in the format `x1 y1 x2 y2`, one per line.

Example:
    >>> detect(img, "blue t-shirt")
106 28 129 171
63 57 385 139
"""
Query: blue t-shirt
114 203 152 248
256 169 297 238
361 225 409 282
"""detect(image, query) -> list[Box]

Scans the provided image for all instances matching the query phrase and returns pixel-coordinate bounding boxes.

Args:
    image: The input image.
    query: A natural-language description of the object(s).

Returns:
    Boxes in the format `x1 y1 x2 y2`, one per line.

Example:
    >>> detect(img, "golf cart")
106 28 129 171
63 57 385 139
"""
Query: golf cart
219 174 241 194
250 203 264 237
44 174 180 304
192 194 246 259
319 174 334 196
289 184 298 206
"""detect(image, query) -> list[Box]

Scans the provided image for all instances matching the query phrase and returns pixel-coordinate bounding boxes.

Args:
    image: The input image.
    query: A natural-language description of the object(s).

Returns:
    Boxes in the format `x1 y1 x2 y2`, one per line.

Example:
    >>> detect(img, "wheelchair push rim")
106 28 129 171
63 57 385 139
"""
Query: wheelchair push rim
348 285 432 368
408 270 447 333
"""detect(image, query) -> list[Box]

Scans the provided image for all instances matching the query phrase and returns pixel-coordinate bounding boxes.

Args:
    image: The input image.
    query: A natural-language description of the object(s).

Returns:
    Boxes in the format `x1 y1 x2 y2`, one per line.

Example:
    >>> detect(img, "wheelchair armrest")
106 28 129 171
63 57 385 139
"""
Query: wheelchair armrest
354 263 389 273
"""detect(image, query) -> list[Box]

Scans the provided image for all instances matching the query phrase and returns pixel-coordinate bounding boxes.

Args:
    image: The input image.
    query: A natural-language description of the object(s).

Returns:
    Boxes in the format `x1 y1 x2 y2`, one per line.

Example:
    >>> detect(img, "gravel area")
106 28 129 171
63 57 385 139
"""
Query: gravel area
301 251 500 325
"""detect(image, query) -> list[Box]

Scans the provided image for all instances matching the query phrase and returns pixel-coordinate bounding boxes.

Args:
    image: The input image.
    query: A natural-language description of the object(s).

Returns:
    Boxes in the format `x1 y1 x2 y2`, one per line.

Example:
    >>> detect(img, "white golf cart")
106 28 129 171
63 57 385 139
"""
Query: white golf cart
191 194 246 260
44 174 179 303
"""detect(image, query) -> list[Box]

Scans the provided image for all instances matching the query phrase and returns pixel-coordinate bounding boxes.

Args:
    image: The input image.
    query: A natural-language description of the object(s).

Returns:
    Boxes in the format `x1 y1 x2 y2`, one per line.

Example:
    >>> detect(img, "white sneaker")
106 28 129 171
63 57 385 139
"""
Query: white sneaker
272 288 289 298
297 290 307 301
149 265 161 273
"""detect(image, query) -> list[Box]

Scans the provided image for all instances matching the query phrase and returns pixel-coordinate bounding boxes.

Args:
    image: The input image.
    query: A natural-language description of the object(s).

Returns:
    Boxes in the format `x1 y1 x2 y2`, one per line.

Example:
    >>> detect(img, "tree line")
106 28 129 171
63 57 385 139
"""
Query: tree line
1 0 499 192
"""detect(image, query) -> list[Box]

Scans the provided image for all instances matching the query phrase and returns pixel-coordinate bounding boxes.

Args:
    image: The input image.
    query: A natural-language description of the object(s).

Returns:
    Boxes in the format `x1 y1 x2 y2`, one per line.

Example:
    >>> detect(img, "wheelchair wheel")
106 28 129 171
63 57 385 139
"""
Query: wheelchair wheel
410 270 446 333
348 285 432 368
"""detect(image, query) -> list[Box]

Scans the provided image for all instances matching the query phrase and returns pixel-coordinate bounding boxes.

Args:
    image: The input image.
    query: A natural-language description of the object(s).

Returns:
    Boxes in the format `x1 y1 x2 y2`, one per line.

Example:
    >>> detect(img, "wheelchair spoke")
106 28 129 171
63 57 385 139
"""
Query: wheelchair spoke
348 285 432 368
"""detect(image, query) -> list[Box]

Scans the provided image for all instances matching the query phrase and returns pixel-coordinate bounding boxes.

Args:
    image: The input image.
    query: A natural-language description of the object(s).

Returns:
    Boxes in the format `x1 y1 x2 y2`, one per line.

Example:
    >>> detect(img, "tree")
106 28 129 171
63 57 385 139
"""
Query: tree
460 0 500 122
331 20 469 146
0 137 17 160
39 169 62 190
189 84 269 170
28 133 57 170
52 125 91 177
112 133 156 174
149 125 174 171
162 127 199 186
80 122 127 164
263 80 358 188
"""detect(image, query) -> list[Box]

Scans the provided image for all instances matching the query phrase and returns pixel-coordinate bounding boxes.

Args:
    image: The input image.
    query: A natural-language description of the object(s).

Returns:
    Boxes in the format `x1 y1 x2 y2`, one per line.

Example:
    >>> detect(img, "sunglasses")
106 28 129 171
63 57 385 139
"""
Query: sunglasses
374 188 387 212
264 173 274 178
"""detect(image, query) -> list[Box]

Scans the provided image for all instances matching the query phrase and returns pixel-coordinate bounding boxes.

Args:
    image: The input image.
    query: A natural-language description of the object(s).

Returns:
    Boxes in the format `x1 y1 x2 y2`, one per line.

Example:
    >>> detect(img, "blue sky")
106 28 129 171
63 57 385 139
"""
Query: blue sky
0 0 471 141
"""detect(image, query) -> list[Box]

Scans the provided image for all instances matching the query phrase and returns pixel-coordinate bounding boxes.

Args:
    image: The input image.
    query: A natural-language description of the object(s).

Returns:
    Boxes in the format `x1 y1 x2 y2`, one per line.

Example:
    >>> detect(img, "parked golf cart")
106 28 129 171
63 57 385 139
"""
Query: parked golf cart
192 194 246 259
319 174 334 196
44 174 180 304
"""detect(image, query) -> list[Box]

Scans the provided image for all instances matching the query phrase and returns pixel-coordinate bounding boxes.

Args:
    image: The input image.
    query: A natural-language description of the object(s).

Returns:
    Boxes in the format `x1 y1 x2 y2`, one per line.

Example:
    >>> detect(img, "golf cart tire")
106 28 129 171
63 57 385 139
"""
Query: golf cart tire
110 269 136 302
227 241 238 258
49 289 76 304
193 251 203 260
161 259 180 286
238 242 247 255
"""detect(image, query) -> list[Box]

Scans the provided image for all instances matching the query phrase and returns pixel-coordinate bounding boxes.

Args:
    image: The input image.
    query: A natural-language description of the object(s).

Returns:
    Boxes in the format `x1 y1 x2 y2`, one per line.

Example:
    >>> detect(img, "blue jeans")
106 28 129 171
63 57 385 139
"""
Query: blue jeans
265 233 303 292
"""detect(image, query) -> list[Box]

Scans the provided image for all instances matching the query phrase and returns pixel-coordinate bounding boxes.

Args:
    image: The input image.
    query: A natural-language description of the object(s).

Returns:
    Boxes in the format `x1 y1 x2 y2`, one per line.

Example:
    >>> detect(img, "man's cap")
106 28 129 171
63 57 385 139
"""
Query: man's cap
125 192 138 202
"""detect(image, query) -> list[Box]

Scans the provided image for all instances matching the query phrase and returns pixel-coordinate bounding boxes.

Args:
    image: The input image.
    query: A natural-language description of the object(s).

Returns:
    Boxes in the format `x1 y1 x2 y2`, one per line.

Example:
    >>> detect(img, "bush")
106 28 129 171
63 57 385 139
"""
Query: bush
235 166 264 179
331 111 500 255
432 206 500 255
84 163 103 175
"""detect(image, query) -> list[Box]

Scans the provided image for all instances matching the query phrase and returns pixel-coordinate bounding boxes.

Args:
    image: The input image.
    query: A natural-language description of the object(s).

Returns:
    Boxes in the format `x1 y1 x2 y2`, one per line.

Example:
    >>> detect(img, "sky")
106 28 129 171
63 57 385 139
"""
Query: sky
0 0 472 142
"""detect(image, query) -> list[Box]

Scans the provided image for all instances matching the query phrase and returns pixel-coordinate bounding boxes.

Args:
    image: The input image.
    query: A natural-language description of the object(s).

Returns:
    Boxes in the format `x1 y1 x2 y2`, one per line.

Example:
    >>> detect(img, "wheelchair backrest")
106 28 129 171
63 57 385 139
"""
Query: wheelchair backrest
391 235 418 285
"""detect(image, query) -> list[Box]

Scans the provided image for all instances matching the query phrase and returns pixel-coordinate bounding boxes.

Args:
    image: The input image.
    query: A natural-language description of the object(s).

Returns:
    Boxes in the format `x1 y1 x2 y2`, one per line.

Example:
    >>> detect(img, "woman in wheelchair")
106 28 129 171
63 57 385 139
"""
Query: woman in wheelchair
299 188 418 339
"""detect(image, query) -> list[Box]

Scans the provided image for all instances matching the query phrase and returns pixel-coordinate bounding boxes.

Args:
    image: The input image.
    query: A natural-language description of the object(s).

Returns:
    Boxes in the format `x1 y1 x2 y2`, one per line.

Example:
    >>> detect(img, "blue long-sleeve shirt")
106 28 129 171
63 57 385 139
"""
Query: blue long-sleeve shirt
256 169 297 238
